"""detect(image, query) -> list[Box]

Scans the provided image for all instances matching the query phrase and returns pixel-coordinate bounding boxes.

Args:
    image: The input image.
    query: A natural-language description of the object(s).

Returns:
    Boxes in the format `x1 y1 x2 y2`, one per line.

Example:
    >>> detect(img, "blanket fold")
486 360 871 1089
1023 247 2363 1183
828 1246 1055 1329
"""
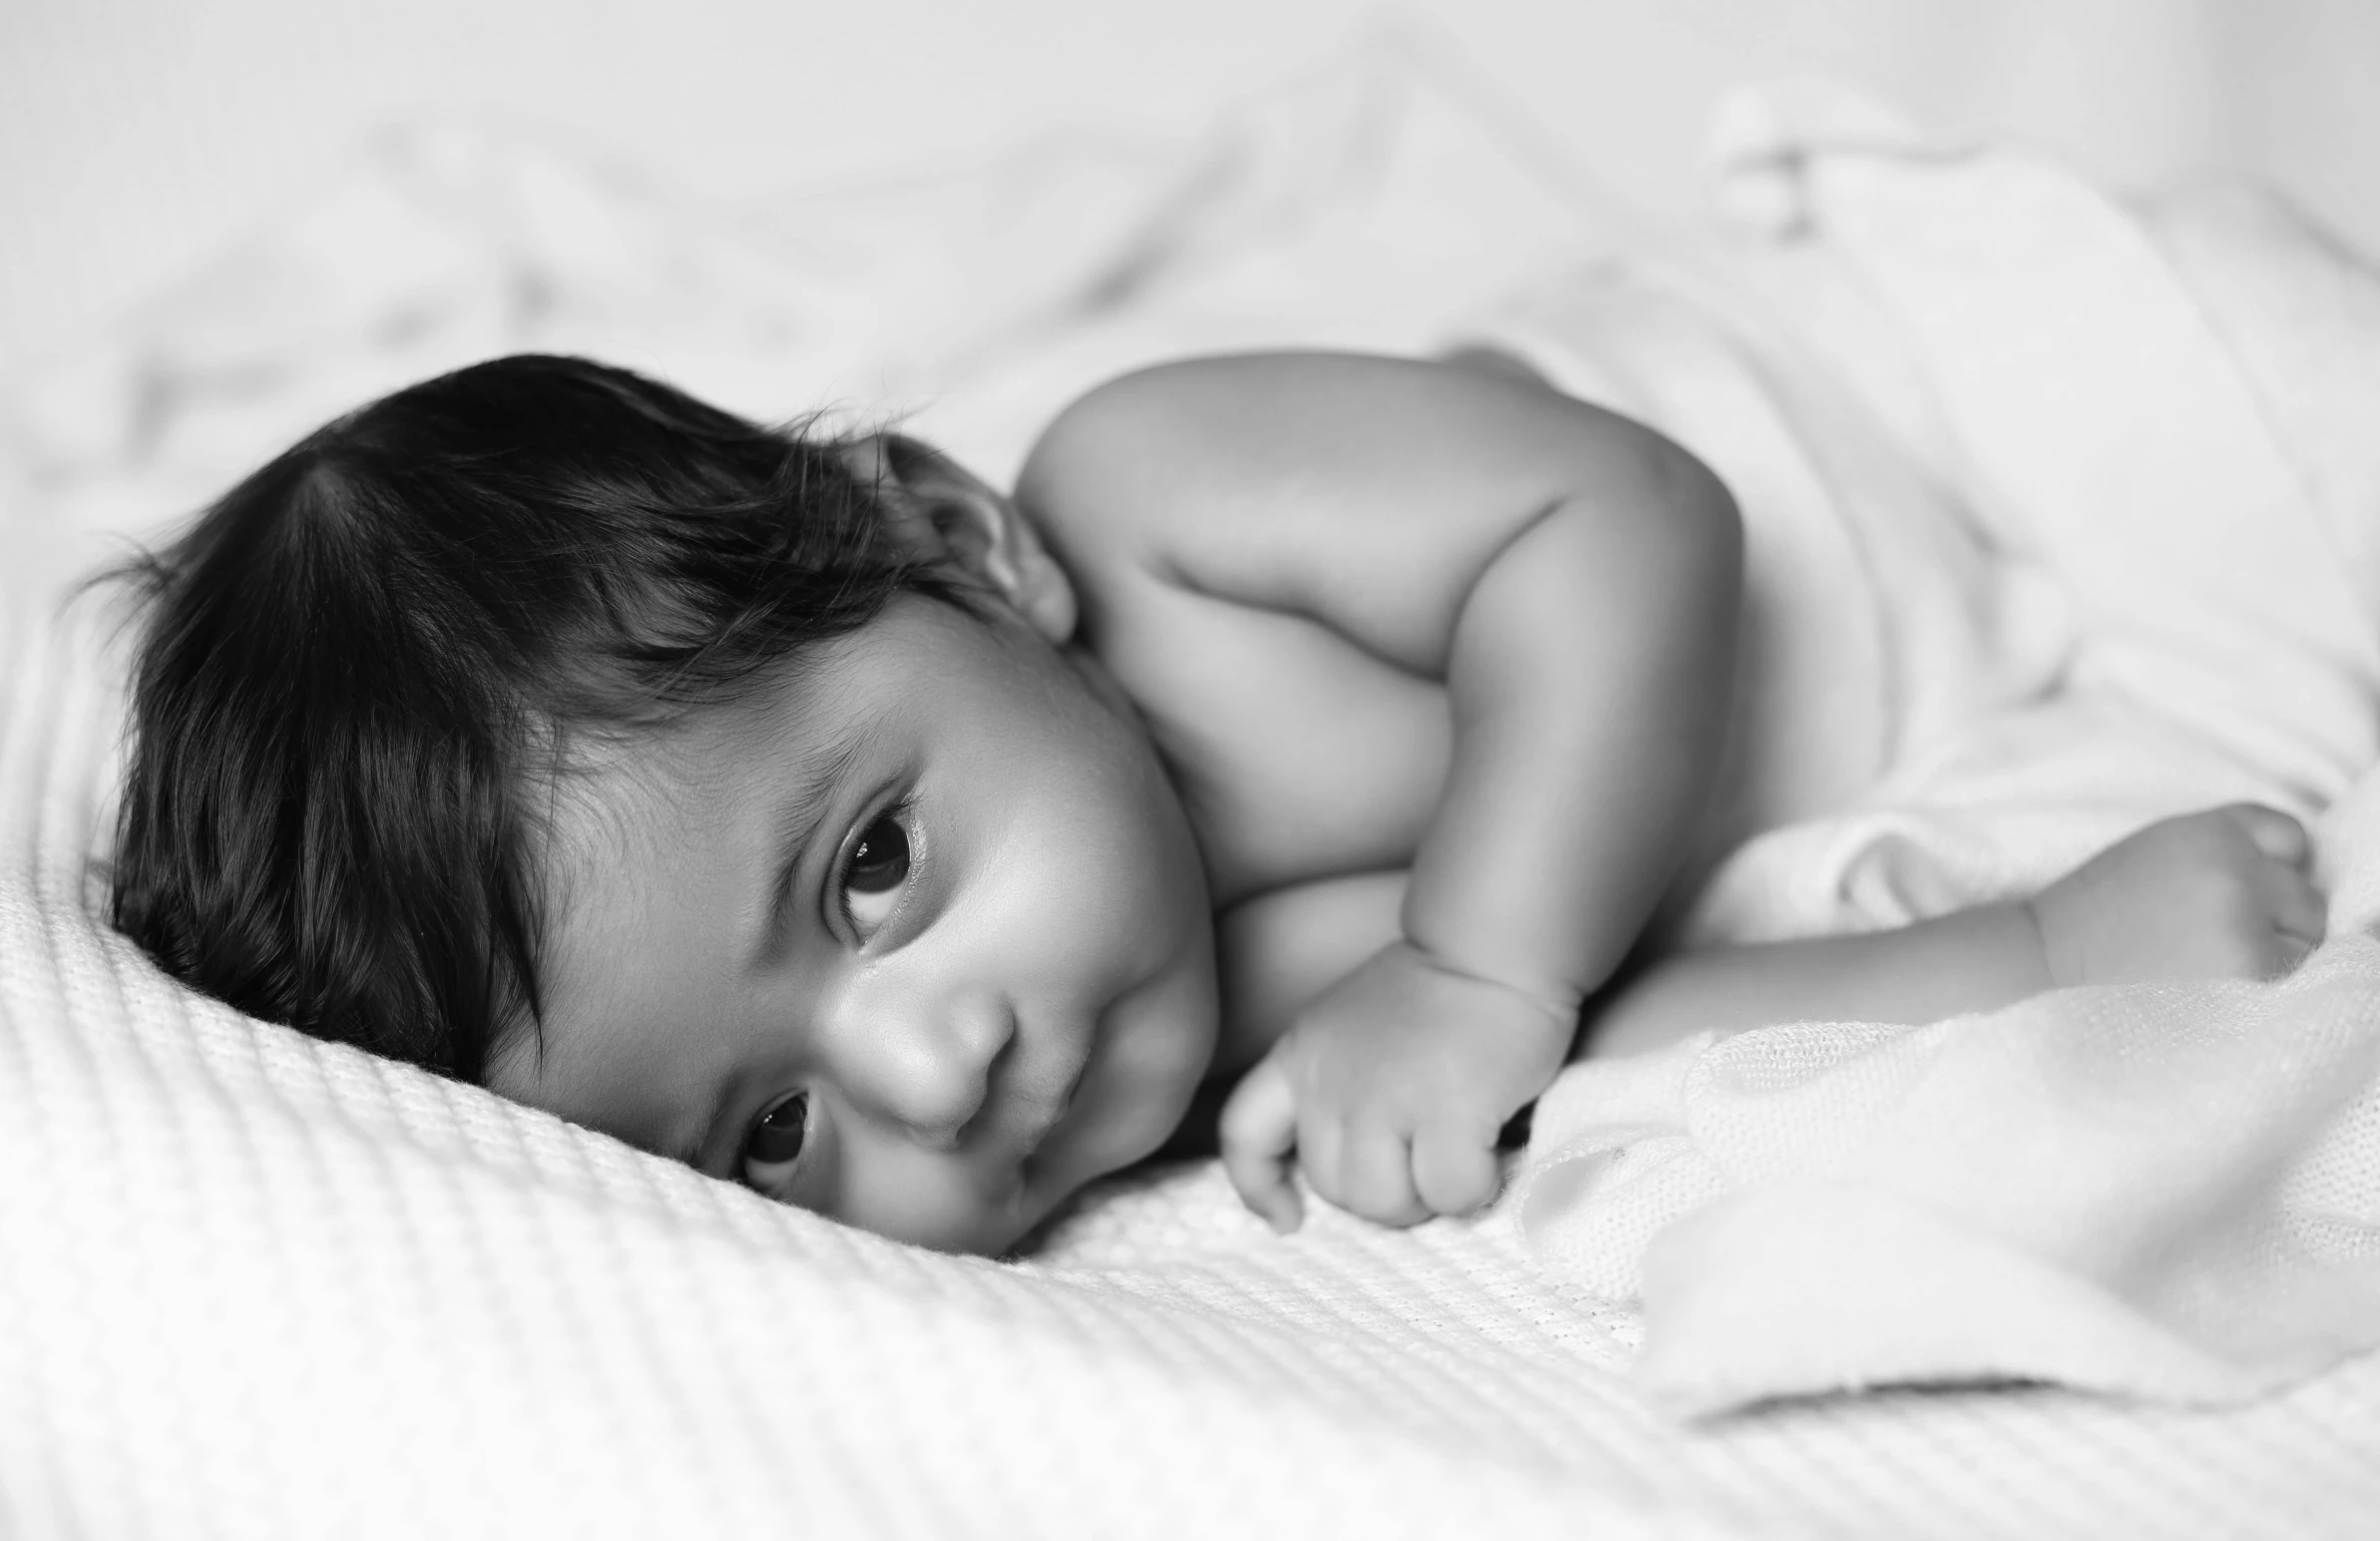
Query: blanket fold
1519 916 2380 1415
1491 90 2380 1416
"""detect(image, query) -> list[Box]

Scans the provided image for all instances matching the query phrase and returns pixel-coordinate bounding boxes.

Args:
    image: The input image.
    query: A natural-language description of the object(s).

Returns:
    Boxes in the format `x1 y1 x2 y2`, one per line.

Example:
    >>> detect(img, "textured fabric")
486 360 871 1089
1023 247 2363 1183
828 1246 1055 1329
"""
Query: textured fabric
1491 94 2380 1417
7 598 2380 1538
6 48 2380 1539
1519 916 2380 1414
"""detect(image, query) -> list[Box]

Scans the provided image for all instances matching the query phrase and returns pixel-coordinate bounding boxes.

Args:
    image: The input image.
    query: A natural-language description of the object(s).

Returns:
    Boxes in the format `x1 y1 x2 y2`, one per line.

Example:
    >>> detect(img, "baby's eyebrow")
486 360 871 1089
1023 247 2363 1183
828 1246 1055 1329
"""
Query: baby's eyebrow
752 723 874 964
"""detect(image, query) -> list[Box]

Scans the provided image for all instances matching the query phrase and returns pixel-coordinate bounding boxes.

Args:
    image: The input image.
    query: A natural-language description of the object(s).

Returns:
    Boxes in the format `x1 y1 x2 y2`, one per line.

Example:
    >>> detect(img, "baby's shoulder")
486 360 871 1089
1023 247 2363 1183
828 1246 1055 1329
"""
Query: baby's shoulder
1019 345 1723 536
1006 351 1740 901
1013 348 1734 652
1012 351 1395 568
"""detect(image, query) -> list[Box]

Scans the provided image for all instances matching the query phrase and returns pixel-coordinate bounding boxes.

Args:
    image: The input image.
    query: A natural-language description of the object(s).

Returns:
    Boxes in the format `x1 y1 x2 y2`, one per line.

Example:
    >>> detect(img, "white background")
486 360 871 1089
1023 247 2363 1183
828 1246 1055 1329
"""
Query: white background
5 0 2377 377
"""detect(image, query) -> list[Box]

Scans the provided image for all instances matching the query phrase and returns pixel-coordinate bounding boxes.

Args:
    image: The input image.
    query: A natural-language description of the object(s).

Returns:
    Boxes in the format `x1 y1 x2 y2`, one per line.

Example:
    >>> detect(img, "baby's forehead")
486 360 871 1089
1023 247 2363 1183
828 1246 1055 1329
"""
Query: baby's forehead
540 681 861 878
531 594 1085 920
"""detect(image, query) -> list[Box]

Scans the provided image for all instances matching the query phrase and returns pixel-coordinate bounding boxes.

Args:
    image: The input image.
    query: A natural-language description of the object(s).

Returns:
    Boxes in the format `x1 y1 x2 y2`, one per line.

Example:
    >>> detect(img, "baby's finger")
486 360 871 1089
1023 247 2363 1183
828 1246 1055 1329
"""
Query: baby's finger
1294 1114 1346 1216
1412 1122 1501 1217
1218 1059 1303 1234
2223 803 2312 866
2267 869 2329 948
1337 1126 1426 1227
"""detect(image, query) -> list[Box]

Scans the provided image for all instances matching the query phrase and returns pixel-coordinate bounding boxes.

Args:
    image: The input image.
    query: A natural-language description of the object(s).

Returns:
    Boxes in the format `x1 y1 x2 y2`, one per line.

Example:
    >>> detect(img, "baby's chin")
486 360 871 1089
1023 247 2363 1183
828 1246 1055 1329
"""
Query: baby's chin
979 936 1220 1255
997 1048 1210 1254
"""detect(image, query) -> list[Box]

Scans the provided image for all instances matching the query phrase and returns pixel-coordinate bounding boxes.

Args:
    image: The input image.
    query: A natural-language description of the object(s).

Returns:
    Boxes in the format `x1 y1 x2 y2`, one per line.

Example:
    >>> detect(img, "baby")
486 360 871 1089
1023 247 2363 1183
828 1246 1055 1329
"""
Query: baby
109 351 2327 1255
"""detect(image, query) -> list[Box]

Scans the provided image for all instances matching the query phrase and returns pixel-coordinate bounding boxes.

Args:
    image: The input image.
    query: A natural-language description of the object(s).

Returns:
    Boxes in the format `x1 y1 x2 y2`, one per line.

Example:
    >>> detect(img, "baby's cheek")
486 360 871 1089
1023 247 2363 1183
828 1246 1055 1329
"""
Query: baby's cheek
828 1139 1009 1253
1099 969 1218 1154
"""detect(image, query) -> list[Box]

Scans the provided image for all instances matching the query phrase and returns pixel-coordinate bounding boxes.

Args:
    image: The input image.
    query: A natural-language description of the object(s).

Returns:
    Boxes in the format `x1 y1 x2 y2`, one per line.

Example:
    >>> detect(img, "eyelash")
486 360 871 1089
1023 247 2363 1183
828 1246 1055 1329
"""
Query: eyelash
834 794 918 941
740 1092 810 1195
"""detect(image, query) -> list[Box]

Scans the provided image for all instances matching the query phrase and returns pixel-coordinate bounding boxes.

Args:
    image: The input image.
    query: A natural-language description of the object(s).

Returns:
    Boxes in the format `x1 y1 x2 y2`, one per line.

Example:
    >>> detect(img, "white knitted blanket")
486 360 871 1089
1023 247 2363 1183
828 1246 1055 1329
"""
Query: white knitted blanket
5 44 2379 1539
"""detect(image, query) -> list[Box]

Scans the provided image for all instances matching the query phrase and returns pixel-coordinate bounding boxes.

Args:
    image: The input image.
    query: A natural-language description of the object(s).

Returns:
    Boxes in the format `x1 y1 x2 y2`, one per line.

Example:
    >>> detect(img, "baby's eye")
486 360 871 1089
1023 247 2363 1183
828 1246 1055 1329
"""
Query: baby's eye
840 812 911 935
740 1092 809 1186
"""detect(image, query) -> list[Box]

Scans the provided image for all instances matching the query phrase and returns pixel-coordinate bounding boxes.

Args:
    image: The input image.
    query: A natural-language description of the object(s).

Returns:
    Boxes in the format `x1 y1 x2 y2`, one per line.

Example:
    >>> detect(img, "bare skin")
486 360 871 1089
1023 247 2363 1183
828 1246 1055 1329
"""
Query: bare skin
525 349 2330 1253
1588 802 2326 1059
1015 353 2329 1232
1018 351 1739 1230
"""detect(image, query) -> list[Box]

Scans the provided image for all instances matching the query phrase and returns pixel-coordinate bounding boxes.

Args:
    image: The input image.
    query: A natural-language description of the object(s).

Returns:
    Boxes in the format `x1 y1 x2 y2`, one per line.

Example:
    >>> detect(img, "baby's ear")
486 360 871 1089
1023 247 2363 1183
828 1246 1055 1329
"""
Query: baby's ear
839 434 1078 644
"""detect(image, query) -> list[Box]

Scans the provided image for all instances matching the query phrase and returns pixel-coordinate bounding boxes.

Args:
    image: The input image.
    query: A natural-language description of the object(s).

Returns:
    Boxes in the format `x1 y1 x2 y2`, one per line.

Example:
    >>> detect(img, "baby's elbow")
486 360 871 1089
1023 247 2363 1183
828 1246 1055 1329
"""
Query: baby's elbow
1618 431 1743 727
1615 425 1740 628
1655 433 1743 591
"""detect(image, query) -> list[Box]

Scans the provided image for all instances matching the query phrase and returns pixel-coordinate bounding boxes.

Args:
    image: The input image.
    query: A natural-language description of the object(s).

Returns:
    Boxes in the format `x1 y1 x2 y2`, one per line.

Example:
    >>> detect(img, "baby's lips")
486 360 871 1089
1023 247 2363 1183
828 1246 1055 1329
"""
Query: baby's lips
1010 1044 1092 1161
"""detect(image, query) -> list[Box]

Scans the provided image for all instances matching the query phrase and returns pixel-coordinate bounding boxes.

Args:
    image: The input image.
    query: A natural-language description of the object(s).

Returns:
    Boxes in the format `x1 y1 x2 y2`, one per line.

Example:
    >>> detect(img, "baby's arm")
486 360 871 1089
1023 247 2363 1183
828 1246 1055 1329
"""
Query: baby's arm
1590 803 2327 1057
1225 413 1739 1228
1020 351 1741 1231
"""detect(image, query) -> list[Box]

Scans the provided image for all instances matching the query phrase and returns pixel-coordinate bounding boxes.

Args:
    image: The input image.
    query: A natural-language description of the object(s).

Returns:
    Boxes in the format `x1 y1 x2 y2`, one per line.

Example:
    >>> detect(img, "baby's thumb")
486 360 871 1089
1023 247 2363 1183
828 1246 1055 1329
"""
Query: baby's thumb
1219 1058 1302 1234
2224 802 2312 865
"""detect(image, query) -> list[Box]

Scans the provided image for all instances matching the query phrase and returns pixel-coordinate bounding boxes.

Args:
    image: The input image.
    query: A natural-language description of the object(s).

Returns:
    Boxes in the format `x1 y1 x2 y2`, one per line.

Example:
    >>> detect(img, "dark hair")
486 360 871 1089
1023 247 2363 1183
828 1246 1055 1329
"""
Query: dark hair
109 353 952 1081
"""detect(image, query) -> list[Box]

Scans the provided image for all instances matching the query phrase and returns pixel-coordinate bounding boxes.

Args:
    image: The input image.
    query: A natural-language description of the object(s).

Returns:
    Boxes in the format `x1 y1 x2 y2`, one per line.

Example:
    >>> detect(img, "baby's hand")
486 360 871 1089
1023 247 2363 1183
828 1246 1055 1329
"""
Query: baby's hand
1217 940 1574 1233
2028 803 2327 989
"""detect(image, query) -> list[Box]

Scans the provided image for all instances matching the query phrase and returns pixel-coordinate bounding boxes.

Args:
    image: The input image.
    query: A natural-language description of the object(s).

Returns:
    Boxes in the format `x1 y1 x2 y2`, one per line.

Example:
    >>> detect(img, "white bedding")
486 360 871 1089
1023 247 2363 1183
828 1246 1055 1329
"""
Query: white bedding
1468 88 2380 1415
6 41 2380 1540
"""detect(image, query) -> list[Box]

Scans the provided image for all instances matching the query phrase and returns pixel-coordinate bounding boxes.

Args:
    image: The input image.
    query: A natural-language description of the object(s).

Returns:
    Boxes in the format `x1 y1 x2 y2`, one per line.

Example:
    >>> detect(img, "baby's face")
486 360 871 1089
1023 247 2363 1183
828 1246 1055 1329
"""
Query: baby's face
492 594 1218 1254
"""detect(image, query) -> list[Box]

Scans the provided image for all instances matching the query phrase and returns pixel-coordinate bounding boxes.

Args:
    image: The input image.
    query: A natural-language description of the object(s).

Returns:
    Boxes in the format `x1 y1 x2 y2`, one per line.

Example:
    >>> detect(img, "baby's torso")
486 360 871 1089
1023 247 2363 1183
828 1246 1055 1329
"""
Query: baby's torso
1018 347 1812 1069
1134 602 1451 905
1117 614 1449 1068
1113 599 1753 1069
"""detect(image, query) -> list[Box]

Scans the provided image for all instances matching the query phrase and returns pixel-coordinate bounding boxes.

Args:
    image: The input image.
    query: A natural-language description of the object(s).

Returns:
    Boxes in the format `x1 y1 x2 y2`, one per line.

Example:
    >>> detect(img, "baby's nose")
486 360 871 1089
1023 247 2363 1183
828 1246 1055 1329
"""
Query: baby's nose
831 985 1014 1146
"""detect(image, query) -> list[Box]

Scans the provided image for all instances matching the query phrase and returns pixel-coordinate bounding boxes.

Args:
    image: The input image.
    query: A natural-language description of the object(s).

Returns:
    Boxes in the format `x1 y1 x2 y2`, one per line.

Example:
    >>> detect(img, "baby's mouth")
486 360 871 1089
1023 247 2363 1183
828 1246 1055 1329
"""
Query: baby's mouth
1039 1053 1091 1147
1009 1043 1094 1176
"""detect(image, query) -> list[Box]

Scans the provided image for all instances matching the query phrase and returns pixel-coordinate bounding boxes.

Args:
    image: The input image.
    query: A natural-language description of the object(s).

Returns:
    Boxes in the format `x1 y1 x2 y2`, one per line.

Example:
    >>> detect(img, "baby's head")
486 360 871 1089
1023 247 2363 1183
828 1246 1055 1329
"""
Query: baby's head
112 354 1218 1254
